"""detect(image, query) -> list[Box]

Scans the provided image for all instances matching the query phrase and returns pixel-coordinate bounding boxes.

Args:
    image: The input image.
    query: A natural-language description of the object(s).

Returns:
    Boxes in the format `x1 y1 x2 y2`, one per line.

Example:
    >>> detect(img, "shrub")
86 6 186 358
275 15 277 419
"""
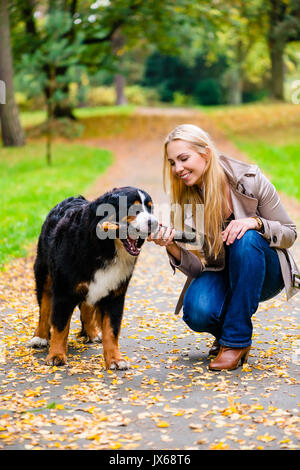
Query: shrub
173 92 194 106
194 79 222 105
86 86 116 106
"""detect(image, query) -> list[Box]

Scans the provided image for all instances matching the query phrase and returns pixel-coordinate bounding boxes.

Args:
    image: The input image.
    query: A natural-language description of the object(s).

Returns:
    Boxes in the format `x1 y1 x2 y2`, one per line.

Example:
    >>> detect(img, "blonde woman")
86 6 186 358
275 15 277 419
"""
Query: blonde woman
147 124 299 371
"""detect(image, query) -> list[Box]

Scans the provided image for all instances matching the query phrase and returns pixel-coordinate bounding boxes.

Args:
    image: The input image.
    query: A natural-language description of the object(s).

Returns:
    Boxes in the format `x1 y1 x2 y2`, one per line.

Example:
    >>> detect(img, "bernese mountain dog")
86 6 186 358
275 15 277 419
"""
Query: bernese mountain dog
28 186 158 370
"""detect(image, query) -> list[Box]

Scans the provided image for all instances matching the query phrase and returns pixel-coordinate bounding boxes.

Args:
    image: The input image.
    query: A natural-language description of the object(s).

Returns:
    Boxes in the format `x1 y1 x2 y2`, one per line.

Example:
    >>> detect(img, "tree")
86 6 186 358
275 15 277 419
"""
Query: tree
267 0 300 100
13 0 193 117
185 0 267 105
20 10 84 164
0 0 25 147
111 29 128 105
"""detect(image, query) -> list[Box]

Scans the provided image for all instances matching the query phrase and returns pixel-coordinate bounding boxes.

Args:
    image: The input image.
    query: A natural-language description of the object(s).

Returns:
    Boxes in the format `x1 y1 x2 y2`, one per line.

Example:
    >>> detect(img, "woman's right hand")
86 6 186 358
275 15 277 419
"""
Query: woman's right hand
147 226 176 247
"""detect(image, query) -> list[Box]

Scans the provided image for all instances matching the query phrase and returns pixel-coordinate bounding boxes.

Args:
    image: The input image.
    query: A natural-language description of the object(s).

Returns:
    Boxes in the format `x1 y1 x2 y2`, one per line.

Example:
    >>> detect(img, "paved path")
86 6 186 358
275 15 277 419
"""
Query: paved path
0 108 299 451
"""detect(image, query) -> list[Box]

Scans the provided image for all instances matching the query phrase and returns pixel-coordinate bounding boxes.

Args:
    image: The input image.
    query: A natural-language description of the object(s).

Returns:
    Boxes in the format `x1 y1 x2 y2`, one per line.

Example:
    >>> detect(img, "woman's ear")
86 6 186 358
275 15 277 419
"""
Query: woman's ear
204 146 212 160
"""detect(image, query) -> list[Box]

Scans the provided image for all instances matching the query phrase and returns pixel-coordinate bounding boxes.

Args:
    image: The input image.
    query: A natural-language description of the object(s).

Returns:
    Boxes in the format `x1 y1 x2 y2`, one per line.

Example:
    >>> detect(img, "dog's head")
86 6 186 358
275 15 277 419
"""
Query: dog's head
96 186 159 256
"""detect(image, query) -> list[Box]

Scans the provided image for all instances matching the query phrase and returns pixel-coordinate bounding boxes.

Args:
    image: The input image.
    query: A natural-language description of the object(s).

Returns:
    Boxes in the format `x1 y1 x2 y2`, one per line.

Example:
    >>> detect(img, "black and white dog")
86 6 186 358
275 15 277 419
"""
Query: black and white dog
28 186 158 370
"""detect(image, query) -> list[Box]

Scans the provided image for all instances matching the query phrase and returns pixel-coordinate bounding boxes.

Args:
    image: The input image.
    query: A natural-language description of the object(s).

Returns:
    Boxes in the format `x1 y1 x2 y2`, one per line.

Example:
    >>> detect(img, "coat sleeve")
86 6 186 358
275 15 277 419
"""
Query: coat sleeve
256 169 297 249
167 245 205 278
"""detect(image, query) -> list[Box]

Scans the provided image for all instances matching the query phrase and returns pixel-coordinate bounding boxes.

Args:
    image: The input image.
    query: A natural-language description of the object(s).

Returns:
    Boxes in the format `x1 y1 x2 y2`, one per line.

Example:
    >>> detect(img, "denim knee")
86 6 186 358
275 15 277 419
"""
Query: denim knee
182 275 228 335
229 229 264 260
183 293 213 333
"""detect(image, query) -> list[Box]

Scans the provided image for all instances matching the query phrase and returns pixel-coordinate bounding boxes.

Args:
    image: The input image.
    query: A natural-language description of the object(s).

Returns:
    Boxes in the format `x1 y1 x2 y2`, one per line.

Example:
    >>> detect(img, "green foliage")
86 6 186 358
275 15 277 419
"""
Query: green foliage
82 85 159 107
0 142 112 268
194 79 222 105
142 51 228 105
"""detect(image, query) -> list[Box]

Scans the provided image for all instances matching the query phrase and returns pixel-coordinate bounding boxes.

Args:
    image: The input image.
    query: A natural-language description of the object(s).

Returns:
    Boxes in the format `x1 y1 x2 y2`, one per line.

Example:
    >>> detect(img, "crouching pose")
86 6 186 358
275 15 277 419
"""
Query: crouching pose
147 124 299 371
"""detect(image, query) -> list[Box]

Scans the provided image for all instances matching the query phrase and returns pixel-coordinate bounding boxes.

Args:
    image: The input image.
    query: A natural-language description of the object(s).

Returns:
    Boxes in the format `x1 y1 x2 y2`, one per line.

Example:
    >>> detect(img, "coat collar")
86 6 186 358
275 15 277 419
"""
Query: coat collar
218 154 257 186
218 154 259 217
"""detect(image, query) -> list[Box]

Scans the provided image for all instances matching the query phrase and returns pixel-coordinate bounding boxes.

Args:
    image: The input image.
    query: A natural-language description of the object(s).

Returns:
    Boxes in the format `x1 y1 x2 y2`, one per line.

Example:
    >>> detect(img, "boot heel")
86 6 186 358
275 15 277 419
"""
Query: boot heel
240 348 250 365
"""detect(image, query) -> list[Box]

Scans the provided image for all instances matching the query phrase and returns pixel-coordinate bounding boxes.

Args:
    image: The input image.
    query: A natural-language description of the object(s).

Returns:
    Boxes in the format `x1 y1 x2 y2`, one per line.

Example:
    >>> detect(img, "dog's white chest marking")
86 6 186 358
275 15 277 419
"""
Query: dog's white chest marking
86 243 136 305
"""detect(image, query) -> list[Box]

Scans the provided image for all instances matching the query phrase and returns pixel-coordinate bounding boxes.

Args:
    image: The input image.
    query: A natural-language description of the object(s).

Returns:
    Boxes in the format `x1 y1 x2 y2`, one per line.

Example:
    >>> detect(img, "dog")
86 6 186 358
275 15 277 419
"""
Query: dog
28 186 158 370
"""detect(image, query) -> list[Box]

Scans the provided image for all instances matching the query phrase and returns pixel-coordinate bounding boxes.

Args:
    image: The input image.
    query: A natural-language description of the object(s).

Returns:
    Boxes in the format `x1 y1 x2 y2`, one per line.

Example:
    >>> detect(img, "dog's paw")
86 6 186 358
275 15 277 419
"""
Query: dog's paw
28 336 48 348
80 331 102 344
109 359 130 371
46 353 67 366
88 331 102 343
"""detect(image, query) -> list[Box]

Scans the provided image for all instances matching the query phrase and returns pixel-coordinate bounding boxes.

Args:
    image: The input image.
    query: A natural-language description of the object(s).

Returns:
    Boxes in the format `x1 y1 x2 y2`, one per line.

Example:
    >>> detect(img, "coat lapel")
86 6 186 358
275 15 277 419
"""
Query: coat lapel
219 155 259 218
230 187 258 218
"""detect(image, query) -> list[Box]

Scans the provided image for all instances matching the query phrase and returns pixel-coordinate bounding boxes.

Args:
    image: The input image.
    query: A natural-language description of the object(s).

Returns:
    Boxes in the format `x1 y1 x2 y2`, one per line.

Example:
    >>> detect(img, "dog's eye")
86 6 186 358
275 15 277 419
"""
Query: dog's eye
129 203 143 216
132 202 142 211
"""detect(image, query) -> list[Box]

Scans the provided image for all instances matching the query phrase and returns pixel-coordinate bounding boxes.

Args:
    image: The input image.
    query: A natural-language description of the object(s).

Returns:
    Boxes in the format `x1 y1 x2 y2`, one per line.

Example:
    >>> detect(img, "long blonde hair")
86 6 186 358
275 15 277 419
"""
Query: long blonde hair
163 124 228 261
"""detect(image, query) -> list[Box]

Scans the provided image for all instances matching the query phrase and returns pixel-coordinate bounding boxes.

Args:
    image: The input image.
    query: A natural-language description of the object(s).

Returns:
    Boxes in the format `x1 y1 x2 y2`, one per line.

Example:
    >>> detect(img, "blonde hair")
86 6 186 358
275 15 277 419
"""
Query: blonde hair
163 124 228 261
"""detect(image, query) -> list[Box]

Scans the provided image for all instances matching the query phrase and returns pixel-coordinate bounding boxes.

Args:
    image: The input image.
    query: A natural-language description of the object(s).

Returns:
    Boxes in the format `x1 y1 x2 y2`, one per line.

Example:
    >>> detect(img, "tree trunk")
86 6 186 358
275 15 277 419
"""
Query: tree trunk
227 66 243 105
0 0 25 146
267 0 286 101
111 29 128 106
269 40 285 100
114 74 128 105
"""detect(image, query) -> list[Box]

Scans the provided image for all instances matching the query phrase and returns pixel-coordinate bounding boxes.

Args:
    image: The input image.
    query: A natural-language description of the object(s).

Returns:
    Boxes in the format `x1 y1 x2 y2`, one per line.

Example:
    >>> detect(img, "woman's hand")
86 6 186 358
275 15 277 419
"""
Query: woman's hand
147 226 176 247
222 217 259 245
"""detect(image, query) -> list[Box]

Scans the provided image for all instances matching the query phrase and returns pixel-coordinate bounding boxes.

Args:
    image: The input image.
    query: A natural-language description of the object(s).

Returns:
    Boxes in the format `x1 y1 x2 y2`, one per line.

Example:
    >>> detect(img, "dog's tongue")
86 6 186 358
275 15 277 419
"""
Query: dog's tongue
127 236 137 251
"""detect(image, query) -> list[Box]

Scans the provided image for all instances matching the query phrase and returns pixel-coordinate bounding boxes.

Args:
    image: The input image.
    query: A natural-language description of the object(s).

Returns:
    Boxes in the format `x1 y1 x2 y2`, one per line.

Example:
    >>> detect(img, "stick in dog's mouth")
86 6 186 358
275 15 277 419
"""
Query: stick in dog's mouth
98 221 197 245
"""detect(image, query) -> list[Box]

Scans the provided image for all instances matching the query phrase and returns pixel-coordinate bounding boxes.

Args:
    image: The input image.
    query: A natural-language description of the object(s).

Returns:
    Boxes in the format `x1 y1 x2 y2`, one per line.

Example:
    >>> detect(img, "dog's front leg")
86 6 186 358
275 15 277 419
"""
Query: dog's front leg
99 297 129 370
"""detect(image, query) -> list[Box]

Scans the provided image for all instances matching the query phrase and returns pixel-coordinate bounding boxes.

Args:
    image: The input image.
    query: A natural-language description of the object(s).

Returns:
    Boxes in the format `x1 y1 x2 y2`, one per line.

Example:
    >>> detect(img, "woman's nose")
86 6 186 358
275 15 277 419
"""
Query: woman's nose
175 162 184 174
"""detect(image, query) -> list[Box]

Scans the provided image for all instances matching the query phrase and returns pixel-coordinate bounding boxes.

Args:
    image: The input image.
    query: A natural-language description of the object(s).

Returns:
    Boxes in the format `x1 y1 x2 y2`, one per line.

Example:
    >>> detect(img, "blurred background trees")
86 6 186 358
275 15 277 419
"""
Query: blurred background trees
0 0 300 148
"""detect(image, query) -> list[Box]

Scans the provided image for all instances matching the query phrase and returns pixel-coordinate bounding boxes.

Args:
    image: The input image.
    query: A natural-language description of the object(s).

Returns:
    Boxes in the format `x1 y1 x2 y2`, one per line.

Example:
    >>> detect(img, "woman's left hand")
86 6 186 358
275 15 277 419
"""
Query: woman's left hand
222 217 259 245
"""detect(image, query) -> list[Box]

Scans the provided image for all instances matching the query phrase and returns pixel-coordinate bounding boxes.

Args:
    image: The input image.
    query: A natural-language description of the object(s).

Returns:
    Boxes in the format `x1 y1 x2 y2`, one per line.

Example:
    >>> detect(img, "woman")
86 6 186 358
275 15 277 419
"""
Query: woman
147 124 299 371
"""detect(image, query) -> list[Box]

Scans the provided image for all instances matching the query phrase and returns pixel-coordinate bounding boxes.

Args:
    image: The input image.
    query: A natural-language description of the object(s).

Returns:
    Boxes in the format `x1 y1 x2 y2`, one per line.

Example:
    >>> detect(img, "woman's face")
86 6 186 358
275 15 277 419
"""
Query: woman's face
166 139 208 187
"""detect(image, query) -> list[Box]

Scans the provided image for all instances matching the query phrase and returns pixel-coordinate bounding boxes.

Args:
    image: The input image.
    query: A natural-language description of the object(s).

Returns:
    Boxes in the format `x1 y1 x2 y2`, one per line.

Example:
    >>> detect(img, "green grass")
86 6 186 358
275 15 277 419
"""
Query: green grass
20 105 136 129
232 138 300 201
0 142 113 268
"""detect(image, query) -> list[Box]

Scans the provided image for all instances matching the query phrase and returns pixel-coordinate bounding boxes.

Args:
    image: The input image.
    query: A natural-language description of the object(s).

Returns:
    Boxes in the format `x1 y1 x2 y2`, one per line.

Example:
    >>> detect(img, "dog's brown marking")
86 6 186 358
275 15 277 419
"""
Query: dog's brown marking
126 215 137 223
46 317 71 366
79 302 101 341
101 221 119 231
34 275 52 340
74 282 89 297
101 314 121 369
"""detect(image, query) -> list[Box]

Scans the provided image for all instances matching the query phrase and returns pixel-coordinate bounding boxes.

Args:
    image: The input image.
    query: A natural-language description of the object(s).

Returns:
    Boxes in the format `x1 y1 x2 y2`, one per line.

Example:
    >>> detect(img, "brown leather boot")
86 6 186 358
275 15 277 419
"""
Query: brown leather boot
208 339 220 356
209 346 251 371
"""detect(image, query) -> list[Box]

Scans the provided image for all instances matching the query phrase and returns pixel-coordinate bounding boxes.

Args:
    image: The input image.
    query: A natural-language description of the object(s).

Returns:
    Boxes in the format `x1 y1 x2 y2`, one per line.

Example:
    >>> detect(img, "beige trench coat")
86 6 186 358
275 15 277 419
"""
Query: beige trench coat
168 154 300 315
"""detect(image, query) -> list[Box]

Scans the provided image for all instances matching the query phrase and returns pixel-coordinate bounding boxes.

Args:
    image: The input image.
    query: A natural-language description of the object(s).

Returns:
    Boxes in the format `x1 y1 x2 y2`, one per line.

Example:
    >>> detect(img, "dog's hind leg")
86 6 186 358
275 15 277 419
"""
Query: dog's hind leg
46 297 75 366
28 275 52 348
79 302 102 343
99 295 129 370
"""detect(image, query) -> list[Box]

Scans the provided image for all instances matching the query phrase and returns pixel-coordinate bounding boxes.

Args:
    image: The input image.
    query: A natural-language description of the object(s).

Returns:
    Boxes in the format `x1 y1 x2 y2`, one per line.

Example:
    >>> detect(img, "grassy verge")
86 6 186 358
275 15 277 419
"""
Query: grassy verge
20 105 136 129
0 142 112 268
200 102 300 201
230 138 300 201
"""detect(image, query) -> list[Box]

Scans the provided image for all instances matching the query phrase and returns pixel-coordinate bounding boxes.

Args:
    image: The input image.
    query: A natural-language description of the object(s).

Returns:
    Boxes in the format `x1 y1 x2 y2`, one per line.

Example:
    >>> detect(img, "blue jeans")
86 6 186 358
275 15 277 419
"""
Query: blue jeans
182 230 284 348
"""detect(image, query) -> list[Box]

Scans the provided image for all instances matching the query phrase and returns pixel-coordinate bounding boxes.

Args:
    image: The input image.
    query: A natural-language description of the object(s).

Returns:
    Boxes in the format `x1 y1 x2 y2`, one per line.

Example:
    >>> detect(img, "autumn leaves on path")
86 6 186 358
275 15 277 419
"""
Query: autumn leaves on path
0 108 299 450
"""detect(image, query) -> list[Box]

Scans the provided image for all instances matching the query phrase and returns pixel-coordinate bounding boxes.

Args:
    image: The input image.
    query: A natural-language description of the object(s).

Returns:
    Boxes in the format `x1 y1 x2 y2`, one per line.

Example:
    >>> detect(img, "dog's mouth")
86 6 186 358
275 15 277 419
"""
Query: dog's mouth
121 235 142 256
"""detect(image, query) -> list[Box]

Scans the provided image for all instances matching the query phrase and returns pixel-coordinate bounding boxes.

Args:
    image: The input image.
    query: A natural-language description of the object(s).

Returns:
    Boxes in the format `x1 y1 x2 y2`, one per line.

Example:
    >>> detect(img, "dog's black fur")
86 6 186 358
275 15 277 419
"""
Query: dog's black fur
29 186 156 369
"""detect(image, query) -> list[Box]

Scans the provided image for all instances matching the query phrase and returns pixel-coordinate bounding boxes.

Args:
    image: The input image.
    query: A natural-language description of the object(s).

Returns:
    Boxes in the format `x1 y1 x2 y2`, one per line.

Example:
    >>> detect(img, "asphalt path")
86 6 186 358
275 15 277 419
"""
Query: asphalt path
0 109 299 451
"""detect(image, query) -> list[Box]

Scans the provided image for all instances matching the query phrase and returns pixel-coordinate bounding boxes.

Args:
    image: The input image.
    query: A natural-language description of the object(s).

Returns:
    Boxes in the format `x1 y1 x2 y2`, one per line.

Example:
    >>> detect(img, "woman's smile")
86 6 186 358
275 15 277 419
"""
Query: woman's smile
179 171 192 180
167 139 208 187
